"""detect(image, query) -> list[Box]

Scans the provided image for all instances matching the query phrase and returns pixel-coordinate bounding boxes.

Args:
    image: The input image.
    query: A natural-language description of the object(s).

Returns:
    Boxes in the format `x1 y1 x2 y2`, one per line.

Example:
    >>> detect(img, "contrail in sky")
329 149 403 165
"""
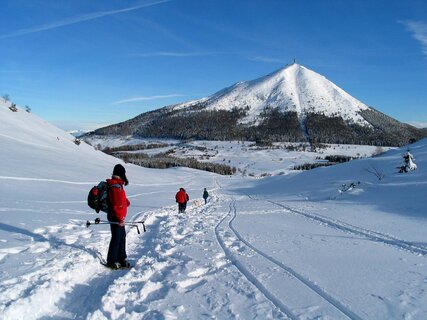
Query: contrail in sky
113 94 185 104
400 20 427 58
0 0 171 39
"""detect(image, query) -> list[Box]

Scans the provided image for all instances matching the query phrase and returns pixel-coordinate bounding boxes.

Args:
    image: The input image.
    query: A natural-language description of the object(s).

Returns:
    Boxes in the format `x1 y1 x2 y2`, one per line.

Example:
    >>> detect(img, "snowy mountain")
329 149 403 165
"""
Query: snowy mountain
88 63 424 146
189 63 370 125
1 97 427 319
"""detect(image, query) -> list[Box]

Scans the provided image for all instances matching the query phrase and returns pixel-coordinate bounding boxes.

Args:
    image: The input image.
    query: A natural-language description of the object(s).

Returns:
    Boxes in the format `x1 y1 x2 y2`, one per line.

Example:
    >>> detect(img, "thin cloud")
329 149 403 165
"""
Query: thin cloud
138 17 198 50
0 0 171 39
408 121 427 128
400 20 427 57
57 121 111 132
249 56 286 64
113 94 185 105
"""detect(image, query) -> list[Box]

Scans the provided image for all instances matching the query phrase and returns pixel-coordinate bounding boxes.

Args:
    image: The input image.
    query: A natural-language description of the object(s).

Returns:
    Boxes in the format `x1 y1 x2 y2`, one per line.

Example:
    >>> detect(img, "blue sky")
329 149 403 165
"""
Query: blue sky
1 0 427 131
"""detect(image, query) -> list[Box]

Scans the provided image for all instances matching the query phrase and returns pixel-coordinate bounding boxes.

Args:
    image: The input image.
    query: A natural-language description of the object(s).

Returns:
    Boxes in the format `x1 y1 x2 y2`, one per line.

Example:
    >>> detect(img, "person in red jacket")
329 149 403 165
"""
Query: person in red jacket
106 164 130 269
175 187 189 213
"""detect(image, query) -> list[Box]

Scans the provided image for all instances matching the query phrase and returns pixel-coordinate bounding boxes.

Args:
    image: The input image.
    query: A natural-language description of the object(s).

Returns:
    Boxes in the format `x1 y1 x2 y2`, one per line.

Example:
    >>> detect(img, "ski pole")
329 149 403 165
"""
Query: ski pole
97 219 141 234
86 220 111 227
86 219 142 234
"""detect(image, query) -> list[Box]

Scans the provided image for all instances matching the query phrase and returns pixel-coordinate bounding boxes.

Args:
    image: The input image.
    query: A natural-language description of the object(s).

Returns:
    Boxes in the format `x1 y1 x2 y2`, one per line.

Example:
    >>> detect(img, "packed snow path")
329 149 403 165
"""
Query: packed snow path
2 184 426 319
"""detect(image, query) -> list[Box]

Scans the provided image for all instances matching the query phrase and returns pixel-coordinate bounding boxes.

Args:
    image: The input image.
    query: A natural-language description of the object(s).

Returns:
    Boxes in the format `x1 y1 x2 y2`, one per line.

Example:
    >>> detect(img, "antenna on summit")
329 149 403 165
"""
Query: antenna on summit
285 58 297 68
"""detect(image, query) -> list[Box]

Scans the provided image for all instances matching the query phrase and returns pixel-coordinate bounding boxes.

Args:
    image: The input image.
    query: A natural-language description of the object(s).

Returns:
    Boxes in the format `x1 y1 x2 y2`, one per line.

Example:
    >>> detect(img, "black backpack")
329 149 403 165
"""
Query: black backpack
87 181 121 213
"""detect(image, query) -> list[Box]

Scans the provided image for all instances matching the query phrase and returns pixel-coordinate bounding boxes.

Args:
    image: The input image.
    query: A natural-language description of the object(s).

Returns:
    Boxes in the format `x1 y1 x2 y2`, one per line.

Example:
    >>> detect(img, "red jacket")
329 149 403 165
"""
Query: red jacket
175 189 189 204
107 177 130 223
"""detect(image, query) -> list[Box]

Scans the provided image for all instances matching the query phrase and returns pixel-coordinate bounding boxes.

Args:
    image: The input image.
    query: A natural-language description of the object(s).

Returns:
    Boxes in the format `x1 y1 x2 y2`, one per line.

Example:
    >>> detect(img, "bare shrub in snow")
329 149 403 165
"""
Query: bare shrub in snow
366 165 385 180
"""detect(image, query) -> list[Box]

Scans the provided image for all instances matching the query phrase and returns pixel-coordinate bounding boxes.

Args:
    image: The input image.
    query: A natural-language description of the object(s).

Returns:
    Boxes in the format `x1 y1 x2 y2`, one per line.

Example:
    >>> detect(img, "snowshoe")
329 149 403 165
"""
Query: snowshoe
119 260 131 268
102 261 132 270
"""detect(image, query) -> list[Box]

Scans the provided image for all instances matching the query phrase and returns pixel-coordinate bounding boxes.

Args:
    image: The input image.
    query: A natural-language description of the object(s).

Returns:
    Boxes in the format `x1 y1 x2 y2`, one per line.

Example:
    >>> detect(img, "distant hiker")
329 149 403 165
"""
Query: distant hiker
175 188 189 213
203 188 209 204
106 164 130 269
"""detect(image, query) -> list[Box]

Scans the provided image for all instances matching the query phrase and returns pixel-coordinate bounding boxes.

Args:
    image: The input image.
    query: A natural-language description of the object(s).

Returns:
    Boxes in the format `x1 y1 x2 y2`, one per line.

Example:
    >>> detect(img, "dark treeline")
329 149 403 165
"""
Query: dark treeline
324 155 356 163
293 162 335 170
114 152 236 175
103 143 170 154
85 105 426 147
294 154 357 171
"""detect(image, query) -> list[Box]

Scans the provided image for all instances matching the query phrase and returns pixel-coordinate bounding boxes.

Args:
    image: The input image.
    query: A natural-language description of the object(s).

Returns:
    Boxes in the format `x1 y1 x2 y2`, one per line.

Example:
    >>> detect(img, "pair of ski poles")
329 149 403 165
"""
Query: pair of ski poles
86 217 146 234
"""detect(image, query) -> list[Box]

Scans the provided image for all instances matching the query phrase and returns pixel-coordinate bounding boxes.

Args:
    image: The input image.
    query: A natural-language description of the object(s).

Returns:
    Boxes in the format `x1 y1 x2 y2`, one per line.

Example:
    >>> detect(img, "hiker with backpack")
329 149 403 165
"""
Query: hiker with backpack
175 187 189 213
203 188 209 204
106 164 130 269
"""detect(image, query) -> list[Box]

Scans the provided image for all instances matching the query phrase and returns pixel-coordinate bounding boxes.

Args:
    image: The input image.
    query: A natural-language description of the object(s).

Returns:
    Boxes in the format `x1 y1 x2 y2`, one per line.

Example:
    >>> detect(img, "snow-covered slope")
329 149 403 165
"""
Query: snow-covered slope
171 63 370 126
1 97 427 319
0 98 115 180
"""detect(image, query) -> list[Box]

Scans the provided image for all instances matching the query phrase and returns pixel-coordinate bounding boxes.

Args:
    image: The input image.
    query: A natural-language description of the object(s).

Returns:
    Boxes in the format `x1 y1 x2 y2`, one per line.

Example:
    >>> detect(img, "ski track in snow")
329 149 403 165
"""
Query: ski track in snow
0 175 95 185
215 198 363 320
252 196 427 257
214 200 296 320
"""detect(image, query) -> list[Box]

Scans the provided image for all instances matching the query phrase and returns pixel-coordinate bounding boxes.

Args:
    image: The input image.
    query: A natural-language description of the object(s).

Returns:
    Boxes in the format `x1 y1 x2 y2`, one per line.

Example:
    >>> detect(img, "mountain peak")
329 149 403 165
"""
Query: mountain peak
267 62 306 83
202 63 370 126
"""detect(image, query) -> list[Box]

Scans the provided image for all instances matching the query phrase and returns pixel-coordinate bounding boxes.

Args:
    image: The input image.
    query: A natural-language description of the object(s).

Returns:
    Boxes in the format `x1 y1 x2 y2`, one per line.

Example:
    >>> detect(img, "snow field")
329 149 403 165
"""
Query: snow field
83 135 391 178
1 167 426 319
1 100 427 319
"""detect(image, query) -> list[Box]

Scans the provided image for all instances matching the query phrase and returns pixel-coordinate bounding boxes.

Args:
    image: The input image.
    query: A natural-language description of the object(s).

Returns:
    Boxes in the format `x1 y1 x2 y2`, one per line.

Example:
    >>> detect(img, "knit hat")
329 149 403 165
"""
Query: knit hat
113 164 128 185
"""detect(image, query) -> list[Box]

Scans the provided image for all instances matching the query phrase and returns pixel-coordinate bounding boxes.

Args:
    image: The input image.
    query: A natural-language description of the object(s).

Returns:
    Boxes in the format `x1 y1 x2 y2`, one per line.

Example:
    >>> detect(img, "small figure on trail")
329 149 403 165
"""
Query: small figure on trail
106 164 130 269
175 187 189 213
203 188 209 204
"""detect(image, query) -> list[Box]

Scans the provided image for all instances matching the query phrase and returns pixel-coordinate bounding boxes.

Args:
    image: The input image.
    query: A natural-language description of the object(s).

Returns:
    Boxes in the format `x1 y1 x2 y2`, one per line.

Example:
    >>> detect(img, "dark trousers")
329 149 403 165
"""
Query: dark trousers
178 202 187 213
107 223 127 264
